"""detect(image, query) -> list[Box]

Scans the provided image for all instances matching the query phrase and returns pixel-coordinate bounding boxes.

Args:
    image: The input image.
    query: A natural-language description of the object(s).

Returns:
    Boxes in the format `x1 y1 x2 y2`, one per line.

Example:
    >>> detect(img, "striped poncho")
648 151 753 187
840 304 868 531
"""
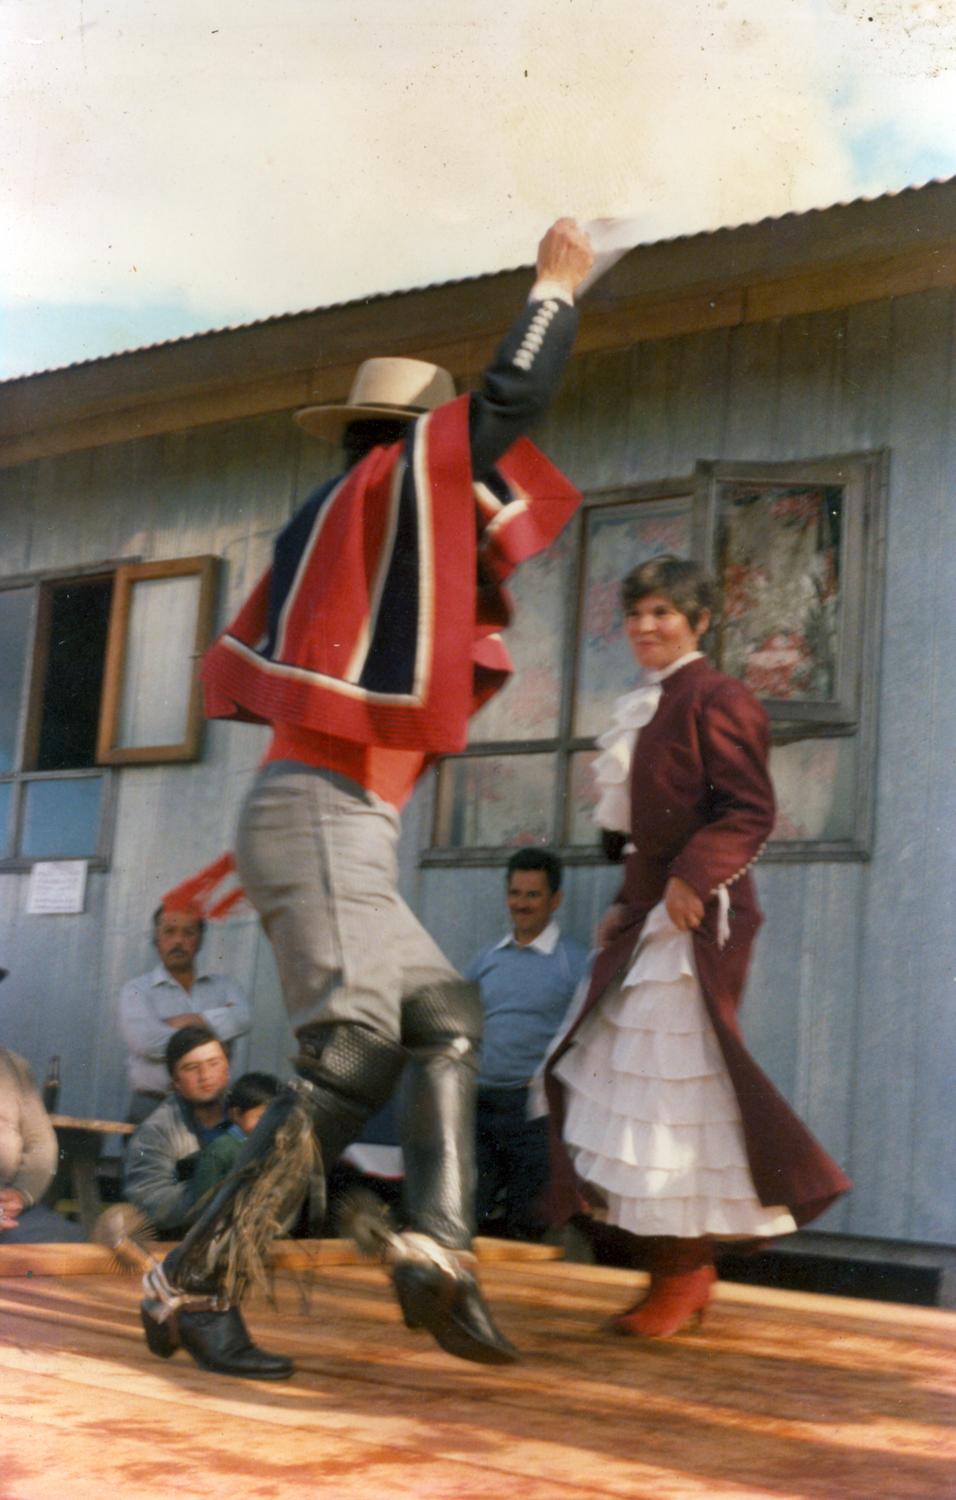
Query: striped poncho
201 393 580 753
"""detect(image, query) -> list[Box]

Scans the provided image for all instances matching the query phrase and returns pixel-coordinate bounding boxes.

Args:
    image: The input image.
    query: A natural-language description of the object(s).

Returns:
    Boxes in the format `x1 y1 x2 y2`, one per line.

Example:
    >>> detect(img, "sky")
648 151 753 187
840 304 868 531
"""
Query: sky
4 0 956 380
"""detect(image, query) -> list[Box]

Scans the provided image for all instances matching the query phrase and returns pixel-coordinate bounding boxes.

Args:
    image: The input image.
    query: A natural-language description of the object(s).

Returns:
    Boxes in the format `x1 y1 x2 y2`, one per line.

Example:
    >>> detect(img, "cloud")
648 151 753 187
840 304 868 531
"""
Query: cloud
2 0 956 375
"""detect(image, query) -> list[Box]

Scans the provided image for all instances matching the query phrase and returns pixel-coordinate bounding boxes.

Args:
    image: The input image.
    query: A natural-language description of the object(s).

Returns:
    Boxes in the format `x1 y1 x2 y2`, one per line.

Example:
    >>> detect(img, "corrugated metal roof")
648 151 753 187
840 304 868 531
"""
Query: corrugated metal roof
3 176 954 385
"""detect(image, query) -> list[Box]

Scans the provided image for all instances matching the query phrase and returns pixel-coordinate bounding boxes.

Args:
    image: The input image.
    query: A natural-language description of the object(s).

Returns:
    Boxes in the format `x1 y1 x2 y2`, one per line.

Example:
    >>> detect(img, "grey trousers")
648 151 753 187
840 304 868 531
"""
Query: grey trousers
234 764 460 1039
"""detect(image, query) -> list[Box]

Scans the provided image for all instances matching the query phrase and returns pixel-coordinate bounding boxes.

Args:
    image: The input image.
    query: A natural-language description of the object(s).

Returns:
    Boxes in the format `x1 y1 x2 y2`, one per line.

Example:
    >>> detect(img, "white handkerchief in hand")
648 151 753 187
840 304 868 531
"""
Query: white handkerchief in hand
578 217 645 294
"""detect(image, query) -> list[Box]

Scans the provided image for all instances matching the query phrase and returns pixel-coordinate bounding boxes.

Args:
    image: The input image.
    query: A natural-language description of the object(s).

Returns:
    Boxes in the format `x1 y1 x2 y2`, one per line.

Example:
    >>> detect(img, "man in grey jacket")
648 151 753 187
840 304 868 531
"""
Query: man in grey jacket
123 1025 233 1235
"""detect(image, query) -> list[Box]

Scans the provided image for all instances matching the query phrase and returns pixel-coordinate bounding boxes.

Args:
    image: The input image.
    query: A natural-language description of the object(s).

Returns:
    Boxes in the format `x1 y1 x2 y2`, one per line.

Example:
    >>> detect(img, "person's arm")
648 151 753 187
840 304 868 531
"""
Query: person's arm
123 1111 196 1233
5 1056 57 1208
668 678 776 905
192 976 252 1044
594 901 631 949
468 218 593 475
118 976 181 1064
562 940 592 995
463 948 489 985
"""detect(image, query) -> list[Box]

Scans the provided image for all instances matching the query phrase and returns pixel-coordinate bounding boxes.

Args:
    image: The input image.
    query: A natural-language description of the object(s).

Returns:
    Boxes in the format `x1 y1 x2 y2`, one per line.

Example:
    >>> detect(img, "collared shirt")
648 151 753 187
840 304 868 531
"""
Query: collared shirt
467 922 591 1088
491 919 564 959
117 962 252 1094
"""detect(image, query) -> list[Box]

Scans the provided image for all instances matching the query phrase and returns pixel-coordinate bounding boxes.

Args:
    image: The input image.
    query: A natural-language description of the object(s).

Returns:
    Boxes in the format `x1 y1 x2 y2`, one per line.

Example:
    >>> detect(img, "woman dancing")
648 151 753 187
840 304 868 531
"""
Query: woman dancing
547 556 850 1338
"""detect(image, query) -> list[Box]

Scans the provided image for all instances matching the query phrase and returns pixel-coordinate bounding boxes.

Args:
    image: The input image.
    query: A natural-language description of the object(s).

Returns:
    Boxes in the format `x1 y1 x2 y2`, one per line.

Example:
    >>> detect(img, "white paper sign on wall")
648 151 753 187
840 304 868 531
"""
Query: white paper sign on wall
27 861 88 915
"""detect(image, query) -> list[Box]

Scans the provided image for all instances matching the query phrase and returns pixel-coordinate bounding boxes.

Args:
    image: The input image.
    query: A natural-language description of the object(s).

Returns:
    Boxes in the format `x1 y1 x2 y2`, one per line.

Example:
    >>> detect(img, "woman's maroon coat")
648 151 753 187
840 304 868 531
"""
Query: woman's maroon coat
547 656 850 1229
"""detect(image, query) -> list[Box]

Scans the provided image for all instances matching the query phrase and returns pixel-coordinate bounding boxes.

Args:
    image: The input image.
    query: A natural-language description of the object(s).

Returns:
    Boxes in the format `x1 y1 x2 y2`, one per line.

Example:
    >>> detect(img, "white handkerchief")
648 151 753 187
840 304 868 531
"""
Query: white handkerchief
578 217 645 295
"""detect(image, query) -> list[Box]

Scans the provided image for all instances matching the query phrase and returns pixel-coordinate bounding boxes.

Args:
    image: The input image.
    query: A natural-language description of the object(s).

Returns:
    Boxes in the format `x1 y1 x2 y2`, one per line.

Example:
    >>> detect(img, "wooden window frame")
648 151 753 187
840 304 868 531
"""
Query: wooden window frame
694 451 886 861
0 554 220 869
96 555 220 765
426 451 886 867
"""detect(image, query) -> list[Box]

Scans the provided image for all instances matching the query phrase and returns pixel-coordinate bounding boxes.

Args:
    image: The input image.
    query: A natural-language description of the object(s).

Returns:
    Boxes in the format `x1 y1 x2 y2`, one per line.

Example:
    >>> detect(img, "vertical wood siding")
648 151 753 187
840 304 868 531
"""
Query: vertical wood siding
0 288 952 1249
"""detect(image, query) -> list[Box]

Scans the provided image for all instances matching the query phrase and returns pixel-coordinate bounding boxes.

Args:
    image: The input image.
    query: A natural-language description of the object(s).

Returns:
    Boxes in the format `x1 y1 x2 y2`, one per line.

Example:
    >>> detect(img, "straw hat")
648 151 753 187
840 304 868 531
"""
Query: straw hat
295 357 457 444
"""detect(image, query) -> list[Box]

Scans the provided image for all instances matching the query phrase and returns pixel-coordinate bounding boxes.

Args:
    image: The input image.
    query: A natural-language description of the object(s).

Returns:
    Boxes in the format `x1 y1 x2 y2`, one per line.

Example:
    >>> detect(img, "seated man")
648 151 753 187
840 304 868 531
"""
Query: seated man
467 849 590 1240
123 1026 234 1236
118 902 252 1124
0 1047 85 1243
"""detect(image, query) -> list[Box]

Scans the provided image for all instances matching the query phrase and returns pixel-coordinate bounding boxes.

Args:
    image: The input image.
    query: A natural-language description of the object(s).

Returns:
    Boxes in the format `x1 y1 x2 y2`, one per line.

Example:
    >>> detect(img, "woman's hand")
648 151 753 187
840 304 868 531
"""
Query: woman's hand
0 1187 26 1229
664 876 705 932
594 902 629 949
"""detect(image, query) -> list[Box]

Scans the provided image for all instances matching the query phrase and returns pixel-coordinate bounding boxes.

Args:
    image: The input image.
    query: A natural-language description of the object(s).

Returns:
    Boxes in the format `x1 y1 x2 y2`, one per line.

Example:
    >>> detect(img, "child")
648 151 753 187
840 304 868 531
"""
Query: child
189 1072 280 1206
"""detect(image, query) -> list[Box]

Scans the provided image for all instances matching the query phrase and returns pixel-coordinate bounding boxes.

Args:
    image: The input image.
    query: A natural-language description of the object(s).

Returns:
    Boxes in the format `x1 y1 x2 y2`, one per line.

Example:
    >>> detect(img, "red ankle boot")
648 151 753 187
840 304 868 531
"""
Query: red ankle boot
610 1238 715 1338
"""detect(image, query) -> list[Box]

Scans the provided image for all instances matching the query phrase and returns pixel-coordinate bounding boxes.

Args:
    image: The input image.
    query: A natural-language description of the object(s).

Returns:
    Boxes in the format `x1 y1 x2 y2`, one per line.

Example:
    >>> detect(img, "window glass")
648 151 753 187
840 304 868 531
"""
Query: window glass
116 573 202 748
431 454 880 861
20 777 104 860
435 753 556 849
717 483 842 702
768 736 858 842
0 589 32 772
36 579 113 771
468 527 573 744
566 748 600 847
574 498 693 738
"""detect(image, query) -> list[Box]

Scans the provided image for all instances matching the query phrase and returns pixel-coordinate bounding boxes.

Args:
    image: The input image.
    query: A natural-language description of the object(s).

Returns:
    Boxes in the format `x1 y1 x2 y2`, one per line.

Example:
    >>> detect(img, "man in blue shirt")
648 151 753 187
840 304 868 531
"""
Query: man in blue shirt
467 849 589 1241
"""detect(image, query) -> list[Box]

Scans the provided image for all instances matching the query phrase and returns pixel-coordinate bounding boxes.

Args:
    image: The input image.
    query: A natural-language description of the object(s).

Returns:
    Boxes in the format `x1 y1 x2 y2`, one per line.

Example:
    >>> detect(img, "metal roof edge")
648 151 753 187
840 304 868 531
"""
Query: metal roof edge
4 175 954 387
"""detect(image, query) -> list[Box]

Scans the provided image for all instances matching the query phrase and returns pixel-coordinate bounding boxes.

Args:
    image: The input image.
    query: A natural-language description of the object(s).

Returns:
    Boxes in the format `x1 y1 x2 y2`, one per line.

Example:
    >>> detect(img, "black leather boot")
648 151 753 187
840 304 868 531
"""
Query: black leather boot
141 1025 407 1377
391 1252 518 1365
293 1022 406 1218
177 1307 294 1379
140 1087 316 1377
395 982 519 1364
140 1281 293 1379
161 1085 318 1302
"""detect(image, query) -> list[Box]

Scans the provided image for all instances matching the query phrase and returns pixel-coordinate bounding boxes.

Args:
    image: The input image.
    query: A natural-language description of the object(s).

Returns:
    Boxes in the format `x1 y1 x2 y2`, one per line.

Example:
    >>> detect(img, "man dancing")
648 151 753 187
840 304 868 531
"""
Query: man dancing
139 217 594 1379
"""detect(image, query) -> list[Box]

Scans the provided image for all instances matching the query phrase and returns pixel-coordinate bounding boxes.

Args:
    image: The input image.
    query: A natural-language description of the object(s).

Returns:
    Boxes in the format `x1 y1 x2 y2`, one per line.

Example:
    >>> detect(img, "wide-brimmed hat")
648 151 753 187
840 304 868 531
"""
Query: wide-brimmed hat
295 357 457 443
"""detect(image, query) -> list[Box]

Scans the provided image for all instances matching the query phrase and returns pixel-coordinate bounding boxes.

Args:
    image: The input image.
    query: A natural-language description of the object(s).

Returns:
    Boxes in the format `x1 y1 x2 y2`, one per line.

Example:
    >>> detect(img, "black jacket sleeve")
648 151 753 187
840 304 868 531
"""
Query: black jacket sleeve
468 297 579 476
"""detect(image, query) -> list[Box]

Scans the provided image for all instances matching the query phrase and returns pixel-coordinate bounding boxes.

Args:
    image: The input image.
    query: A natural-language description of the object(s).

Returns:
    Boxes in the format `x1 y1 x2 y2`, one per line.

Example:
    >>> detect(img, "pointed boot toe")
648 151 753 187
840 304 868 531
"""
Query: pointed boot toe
392 1260 519 1365
177 1306 294 1380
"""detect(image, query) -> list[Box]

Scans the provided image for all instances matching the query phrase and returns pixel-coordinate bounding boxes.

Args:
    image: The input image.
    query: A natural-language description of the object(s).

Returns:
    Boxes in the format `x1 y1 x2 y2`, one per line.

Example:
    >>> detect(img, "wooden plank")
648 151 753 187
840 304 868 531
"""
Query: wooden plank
0 1236 563 1278
49 1115 135 1135
0 1262 953 1500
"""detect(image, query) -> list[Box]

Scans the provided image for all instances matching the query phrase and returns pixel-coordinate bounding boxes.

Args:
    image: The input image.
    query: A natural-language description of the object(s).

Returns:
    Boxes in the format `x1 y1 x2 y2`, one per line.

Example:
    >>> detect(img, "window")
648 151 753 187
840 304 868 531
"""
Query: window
97 557 219 765
0 556 219 868
430 452 885 862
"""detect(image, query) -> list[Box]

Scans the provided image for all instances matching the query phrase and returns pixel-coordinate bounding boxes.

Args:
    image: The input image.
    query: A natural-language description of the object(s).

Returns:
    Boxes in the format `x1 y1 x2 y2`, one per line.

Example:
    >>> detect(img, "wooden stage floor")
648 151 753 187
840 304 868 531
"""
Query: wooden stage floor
0 1241 954 1500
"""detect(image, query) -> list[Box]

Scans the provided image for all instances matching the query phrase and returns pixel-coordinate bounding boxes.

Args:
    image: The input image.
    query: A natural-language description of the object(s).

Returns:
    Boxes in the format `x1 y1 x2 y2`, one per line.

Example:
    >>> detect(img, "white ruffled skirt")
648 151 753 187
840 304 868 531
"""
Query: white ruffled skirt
552 902 796 1241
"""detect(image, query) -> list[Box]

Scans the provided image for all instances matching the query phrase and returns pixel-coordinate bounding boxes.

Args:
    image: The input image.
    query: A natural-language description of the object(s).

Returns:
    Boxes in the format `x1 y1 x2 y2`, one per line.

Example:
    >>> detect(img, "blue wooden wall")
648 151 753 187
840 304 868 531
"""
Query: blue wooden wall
1 283 953 1248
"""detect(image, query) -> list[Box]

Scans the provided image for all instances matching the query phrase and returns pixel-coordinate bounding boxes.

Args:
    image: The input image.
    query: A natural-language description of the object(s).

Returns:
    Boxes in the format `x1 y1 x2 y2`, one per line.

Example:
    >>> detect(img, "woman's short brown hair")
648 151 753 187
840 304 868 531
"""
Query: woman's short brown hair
621 555 720 630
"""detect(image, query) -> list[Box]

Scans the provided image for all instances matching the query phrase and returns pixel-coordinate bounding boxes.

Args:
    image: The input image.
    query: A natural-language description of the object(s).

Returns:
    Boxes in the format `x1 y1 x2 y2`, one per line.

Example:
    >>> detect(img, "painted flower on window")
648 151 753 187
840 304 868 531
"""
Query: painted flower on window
718 484 842 702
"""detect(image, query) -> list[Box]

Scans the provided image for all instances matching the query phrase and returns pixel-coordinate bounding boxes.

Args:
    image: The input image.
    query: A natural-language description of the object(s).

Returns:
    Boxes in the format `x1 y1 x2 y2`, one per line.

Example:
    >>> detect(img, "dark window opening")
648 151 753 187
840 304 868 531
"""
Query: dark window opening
35 578 113 771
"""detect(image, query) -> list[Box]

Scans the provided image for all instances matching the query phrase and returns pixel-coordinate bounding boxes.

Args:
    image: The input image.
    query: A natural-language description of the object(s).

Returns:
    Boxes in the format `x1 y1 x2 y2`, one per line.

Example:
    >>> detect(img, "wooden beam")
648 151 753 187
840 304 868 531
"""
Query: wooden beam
0 1234 563 1277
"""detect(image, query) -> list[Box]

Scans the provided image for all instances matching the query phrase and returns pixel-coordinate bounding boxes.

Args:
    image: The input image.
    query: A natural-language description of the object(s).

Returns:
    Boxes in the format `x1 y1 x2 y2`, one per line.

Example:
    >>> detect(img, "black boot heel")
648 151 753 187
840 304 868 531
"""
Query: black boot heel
141 1300 179 1359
